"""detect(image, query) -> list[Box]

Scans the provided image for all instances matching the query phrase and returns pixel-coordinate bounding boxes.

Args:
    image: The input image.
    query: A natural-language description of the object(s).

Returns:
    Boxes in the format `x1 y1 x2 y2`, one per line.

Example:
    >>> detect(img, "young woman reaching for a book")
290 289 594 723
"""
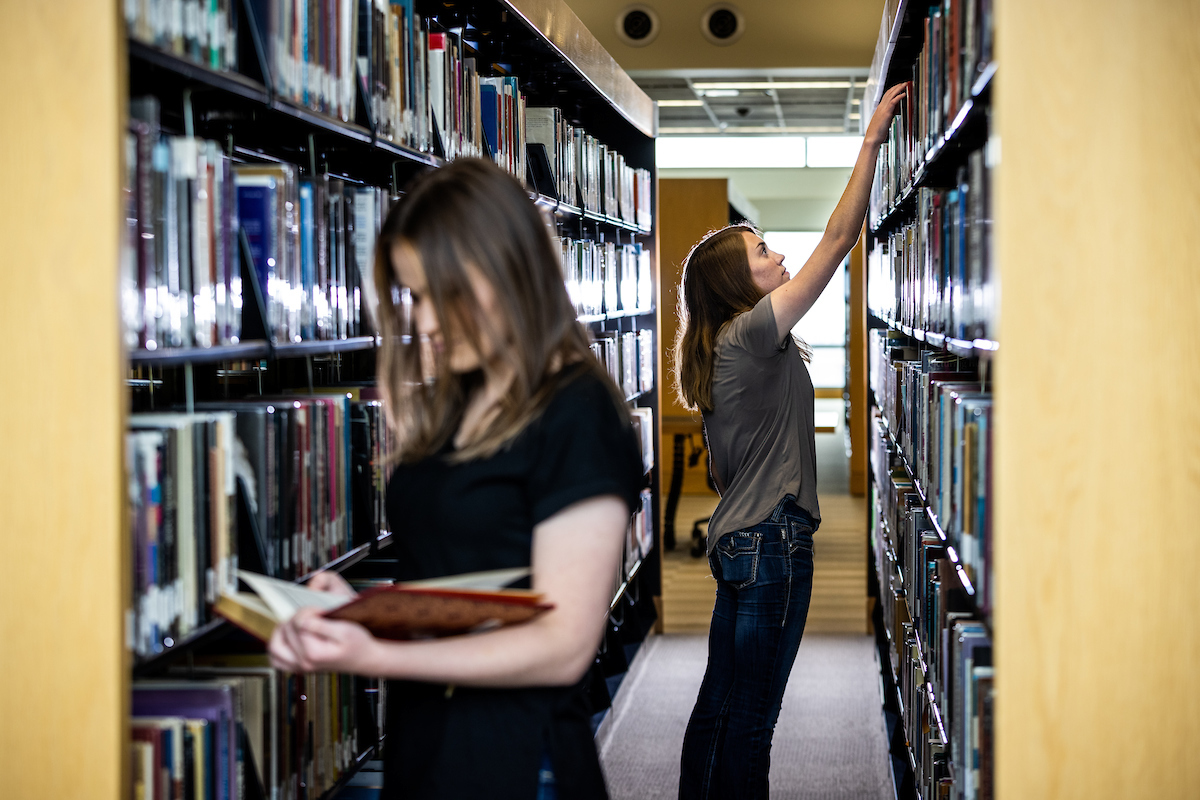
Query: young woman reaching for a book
674 82 907 799
268 159 644 800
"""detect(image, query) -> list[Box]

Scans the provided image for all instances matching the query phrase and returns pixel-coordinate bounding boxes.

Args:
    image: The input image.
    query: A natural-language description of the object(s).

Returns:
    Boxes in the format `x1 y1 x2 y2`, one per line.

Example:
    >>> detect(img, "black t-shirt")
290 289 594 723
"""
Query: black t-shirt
381 366 644 799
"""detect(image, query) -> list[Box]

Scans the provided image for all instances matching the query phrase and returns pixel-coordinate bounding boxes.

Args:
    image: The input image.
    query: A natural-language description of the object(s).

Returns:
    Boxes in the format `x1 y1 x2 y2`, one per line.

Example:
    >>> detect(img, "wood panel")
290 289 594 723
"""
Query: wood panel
848 224 868 496
657 178 731 421
994 1 1200 797
0 4 126 799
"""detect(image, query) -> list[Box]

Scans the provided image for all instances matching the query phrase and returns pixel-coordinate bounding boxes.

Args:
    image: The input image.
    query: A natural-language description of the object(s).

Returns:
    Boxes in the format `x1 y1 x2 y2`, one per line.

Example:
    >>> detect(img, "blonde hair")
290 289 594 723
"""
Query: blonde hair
374 158 624 463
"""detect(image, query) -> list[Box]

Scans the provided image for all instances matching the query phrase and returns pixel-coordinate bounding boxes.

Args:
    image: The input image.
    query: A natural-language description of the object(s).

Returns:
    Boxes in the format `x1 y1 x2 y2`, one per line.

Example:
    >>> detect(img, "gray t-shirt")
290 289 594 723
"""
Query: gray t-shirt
703 293 819 553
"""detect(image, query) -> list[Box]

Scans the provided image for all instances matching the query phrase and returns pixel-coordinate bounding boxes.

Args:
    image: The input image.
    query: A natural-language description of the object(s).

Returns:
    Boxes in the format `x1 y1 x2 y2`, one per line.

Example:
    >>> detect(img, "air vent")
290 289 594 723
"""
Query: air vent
616 4 660 48
701 3 745 46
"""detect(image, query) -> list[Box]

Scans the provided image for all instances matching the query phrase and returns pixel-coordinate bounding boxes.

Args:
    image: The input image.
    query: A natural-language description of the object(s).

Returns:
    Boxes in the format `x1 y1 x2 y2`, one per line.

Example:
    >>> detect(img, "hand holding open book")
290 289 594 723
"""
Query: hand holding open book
216 568 553 643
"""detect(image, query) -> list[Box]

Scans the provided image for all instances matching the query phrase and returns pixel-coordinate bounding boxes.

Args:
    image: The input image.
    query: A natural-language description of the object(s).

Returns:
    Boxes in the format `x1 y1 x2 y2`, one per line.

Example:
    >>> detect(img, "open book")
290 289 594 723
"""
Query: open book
216 568 552 641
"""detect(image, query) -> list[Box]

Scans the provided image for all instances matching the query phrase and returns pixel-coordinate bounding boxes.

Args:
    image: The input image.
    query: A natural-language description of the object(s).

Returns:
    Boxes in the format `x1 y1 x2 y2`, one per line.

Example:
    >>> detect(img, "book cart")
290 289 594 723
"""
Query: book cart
0 1 661 796
853 2 1200 799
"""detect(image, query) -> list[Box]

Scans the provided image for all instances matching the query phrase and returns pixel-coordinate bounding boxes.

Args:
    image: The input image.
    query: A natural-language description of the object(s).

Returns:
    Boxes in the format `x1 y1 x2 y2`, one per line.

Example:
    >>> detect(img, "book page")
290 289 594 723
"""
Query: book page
401 567 530 591
236 570 348 622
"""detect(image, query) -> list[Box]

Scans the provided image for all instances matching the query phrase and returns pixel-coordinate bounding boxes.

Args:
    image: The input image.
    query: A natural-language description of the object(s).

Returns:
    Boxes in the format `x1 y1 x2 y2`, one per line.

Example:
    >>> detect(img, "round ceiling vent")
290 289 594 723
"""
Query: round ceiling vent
701 3 744 46
615 4 660 48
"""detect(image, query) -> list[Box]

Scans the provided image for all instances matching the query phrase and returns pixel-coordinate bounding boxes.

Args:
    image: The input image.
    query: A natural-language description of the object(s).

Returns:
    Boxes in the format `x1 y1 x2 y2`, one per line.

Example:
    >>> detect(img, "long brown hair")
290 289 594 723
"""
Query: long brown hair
674 224 814 412
374 158 620 463
674 226 762 412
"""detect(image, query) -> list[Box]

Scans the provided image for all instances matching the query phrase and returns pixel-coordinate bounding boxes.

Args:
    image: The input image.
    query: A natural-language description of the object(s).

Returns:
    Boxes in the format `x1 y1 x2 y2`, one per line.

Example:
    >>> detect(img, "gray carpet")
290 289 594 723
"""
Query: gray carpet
597 633 894 799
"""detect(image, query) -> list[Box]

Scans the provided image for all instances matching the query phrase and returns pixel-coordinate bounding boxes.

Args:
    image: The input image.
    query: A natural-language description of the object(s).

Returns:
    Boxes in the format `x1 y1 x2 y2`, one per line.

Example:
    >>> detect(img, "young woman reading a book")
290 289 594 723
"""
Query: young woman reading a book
268 158 644 799
674 83 907 800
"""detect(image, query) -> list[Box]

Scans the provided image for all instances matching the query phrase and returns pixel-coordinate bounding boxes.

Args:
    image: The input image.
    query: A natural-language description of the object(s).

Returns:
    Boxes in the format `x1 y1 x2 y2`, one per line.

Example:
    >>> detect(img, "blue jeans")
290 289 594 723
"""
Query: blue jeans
679 496 817 800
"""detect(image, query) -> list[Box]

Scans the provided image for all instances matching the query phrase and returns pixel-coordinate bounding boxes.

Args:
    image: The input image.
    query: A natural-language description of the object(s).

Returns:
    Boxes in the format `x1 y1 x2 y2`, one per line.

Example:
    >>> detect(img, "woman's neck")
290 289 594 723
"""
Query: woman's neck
454 358 516 449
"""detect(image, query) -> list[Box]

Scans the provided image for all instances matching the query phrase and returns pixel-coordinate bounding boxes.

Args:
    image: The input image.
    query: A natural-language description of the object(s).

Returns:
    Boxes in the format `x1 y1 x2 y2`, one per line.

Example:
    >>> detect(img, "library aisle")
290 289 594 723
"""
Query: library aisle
600 429 892 797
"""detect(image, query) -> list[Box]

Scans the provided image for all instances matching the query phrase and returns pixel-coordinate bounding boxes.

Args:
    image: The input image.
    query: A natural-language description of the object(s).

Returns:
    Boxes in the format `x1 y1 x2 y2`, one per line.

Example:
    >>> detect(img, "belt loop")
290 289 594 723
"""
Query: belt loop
772 494 792 525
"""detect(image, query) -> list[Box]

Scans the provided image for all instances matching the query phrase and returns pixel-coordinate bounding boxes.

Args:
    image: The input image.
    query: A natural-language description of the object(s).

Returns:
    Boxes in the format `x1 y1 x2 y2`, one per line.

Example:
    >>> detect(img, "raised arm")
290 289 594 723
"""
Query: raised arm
269 494 629 687
769 83 908 340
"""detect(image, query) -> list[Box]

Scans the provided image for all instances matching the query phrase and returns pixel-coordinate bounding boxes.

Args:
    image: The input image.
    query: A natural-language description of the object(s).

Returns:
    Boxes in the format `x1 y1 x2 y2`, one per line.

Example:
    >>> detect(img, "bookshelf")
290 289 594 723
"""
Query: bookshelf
0 0 661 796
857 1 1200 799
860 1 996 797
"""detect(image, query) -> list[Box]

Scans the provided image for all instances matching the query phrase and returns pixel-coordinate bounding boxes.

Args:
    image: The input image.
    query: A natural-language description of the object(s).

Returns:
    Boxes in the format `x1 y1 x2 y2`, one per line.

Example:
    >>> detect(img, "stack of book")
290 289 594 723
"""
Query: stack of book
910 0 994 162
258 0 362 124
132 660 382 800
590 330 653 401
623 488 654 577
126 0 239 72
869 148 994 341
235 165 388 345
127 412 239 658
558 239 652 319
124 101 242 351
526 107 653 225
867 325 994 800
127 394 393 659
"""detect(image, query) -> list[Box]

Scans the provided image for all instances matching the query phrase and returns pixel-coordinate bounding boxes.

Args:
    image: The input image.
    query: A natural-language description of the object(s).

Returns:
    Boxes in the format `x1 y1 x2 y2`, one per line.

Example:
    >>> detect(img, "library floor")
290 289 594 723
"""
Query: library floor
596 430 894 798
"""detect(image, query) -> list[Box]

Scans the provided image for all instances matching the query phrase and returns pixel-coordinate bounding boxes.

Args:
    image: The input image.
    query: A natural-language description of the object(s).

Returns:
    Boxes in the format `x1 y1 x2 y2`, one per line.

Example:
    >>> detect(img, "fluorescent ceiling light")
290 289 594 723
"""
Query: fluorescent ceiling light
659 126 844 135
700 89 739 98
806 136 863 168
658 99 705 107
656 136 806 169
692 81 854 91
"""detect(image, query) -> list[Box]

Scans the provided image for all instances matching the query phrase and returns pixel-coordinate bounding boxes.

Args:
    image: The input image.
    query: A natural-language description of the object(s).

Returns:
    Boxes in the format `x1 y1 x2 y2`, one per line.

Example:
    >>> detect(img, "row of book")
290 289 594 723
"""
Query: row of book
123 102 648 353
127 394 392 658
909 0 994 168
869 328 992 609
262 0 364 127
126 0 239 72
125 103 244 351
238 164 388 344
621 488 655 586
870 147 995 342
132 659 384 800
527 107 653 228
592 330 655 402
870 412 993 800
122 100 391 350
126 0 654 215
871 0 994 212
560 239 654 319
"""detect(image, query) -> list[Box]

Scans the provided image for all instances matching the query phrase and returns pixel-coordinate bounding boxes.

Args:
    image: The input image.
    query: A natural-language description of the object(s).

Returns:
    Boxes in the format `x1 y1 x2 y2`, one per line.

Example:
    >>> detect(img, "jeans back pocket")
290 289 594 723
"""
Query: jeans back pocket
715 531 761 589
787 518 815 555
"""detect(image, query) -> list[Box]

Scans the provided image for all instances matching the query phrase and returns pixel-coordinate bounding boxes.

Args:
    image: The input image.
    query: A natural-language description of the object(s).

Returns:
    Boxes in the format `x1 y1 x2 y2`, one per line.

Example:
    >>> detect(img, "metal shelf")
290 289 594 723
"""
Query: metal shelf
129 341 272 367
128 40 269 103
272 336 378 358
128 40 441 175
129 336 380 367
499 0 656 137
875 314 998 360
609 556 645 614
317 745 377 800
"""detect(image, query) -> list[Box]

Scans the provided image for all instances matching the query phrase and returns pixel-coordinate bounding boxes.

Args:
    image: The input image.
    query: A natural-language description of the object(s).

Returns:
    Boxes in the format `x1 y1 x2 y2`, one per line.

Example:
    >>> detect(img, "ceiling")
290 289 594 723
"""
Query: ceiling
561 0 881 71
559 0 882 229
632 68 869 135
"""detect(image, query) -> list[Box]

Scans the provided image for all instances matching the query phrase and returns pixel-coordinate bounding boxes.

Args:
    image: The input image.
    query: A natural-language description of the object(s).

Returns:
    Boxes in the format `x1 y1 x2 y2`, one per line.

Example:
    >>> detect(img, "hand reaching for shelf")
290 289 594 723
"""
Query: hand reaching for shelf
865 82 910 147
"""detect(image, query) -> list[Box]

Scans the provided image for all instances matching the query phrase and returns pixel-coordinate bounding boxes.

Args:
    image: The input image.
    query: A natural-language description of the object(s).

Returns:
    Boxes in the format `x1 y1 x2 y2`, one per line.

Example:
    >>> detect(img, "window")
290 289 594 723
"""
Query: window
764 230 846 389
